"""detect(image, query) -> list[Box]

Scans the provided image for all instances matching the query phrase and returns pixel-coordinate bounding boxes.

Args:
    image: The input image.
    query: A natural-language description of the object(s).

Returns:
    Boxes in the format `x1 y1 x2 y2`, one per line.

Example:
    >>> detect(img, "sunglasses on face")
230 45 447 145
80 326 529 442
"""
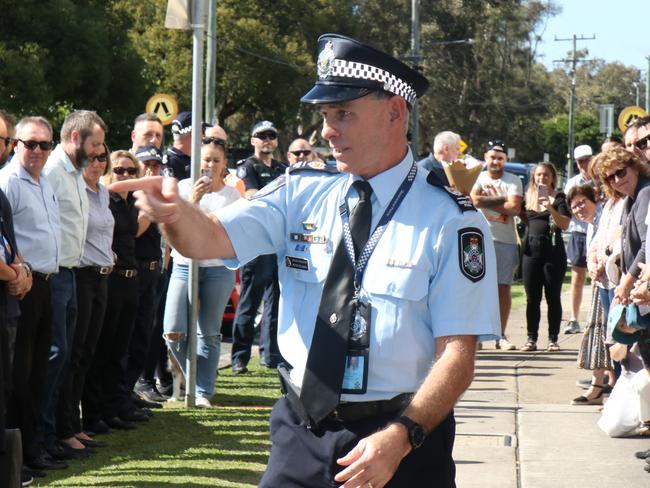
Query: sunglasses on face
291 150 312 157
18 139 54 151
201 137 226 146
635 134 650 150
113 166 138 176
604 166 627 183
254 133 277 141
90 153 108 163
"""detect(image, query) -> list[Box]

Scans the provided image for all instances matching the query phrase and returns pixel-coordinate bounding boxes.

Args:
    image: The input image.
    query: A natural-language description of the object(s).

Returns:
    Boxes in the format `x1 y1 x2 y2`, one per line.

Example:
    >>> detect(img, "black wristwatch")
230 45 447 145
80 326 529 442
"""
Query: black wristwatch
394 416 426 450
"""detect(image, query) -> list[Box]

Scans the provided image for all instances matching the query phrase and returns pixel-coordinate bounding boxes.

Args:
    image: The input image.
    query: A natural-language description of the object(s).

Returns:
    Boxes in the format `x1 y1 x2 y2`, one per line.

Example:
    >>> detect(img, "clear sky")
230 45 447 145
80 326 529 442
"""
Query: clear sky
537 0 648 71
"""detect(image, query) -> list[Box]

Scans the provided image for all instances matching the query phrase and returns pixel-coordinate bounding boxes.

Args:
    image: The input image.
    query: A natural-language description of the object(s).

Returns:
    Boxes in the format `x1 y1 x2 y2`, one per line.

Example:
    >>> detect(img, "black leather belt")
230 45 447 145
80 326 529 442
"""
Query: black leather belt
114 268 138 278
33 271 55 281
82 266 112 275
331 393 413 423
138 259 160 271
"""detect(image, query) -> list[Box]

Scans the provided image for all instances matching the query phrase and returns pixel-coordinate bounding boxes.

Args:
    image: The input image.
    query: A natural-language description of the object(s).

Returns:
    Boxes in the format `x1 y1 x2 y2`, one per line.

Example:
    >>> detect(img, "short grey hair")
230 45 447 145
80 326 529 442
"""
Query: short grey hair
60 110 107 142
15 116 54 138
433 131 460 153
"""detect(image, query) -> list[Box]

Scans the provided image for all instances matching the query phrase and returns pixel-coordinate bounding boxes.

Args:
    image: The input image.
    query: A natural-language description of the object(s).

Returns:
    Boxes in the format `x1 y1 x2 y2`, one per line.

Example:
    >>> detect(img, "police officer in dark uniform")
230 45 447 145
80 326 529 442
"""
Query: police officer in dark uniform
164 111 193 180
230 121 287 373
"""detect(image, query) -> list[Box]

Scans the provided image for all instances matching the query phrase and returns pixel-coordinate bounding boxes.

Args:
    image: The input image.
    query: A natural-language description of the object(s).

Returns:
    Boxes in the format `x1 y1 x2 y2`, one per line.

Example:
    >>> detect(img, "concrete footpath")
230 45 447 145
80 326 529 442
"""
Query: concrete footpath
454 285 650 488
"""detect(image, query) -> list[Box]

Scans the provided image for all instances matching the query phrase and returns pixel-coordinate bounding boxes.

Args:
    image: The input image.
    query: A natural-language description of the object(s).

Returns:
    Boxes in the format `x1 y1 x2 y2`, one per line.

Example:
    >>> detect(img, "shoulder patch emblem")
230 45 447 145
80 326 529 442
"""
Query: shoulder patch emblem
236 166 247 179
251 174 286 200
458 227 485 282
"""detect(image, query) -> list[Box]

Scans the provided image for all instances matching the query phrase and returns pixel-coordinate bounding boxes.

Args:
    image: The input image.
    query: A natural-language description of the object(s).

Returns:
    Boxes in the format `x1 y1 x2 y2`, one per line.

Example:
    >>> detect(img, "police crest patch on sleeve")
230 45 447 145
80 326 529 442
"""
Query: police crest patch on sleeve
458 227 485 282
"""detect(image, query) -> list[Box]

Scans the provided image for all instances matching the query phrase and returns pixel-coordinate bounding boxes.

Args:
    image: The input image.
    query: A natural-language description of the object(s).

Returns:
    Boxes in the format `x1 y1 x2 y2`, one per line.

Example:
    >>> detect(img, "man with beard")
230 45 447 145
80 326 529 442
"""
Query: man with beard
0 110 16 168
41 110 106 460
471 140 523 350
231 121 287 373
630 115 650 164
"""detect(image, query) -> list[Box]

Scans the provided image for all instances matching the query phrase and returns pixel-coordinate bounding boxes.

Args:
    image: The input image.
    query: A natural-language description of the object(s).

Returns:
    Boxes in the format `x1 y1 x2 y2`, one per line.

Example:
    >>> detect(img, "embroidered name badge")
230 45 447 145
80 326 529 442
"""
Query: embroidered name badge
458 227 485 282
285 256 309 271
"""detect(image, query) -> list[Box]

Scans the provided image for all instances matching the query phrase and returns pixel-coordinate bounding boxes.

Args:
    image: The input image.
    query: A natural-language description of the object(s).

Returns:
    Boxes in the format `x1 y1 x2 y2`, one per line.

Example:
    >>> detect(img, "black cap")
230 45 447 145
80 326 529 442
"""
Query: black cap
301 34 429 105
171 111 192 135
251 120 278 136
486 139 507 154
135 145 163 163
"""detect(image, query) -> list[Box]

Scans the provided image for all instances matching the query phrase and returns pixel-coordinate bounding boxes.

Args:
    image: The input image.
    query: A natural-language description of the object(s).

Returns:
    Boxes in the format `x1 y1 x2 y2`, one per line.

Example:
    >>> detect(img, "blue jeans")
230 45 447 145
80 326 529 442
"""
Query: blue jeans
598 287 615 321
164 263 234 398
39 268 77 446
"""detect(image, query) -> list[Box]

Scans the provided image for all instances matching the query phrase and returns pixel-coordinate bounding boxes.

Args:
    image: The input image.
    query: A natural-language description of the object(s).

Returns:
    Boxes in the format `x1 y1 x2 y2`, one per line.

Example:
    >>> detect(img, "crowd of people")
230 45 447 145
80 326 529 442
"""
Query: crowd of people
4 31 650 487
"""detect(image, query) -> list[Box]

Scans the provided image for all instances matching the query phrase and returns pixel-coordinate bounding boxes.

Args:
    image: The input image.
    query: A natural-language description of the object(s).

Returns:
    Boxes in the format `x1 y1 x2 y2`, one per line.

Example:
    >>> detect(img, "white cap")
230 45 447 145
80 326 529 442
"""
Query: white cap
574 144 593 160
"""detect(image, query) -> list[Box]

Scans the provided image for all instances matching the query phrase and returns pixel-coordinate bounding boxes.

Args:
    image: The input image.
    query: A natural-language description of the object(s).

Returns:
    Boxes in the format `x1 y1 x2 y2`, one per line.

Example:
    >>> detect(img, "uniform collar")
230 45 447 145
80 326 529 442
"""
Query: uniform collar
346 147 414 208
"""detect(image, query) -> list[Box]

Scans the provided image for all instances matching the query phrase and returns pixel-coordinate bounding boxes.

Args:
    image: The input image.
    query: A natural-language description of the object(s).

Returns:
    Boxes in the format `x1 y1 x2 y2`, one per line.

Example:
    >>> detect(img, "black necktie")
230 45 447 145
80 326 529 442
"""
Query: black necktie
300 180 373 425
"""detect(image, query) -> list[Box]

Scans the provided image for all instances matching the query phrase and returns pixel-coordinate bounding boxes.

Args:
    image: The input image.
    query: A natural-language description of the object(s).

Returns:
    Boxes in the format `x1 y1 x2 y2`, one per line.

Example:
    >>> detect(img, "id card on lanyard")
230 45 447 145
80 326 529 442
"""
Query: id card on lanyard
339 162 416 394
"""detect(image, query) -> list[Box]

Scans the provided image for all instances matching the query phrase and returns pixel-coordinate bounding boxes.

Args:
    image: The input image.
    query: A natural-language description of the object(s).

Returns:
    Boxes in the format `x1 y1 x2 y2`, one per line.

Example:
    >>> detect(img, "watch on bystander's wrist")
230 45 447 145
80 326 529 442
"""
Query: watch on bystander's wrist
393 415 426 450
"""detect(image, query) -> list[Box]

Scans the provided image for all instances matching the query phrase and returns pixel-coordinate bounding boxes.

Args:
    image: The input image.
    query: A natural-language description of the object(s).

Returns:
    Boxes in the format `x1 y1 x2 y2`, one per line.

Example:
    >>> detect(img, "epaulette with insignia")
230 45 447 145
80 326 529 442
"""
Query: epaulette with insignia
287 160 339 174
426 170 476 213
250 174 287 200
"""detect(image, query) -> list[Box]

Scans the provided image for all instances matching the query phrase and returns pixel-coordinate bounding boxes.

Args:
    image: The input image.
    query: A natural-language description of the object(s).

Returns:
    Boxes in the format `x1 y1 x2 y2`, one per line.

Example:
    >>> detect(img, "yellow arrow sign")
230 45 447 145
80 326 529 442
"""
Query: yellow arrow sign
618 106 648 133
145 93 179 126
459 138 468 154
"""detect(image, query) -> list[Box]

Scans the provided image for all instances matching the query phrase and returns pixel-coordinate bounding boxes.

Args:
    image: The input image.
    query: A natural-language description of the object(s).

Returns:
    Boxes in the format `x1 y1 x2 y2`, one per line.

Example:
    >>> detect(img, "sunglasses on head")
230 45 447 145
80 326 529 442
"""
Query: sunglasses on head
18 139 54 151
90 153 108 163
604 166 627 183
635 134 650 150
254 132 277 141
113 166 138 176
201 137 226 146
291 150 312 157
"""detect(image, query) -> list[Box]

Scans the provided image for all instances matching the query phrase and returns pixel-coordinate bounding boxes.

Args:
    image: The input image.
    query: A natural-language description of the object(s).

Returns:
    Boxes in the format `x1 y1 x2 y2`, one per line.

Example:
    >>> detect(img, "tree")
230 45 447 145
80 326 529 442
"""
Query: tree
541 111 601 173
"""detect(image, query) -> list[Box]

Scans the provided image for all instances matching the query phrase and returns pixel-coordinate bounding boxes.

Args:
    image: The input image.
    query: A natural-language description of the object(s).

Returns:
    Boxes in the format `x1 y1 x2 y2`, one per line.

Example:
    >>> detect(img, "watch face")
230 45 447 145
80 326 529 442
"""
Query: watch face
411 425 426 448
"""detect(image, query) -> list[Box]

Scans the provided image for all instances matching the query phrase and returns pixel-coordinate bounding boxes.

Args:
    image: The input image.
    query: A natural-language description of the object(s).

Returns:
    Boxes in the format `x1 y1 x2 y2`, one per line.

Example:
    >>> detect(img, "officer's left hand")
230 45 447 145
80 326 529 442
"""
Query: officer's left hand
334 423 410 488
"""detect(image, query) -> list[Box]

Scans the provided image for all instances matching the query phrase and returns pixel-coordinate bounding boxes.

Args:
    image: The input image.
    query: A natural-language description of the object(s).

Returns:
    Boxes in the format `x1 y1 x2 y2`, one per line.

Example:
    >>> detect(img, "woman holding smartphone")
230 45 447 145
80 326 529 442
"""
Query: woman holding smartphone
163 137 241 407
520 163 571 352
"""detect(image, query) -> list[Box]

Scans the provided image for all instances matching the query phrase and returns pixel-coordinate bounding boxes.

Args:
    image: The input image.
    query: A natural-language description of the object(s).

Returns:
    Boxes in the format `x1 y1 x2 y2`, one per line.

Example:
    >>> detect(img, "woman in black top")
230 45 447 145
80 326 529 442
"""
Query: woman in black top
83 151 142 433
520 163 571 352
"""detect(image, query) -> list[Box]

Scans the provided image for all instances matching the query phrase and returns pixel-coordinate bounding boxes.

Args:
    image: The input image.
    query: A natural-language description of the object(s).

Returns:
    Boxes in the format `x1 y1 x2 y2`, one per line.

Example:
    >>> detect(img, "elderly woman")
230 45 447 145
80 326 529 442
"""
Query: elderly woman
83 151 142 432
57 143 114 449
567 184 613 405
164 138 240 407
596 149 650 305
520 163 571 352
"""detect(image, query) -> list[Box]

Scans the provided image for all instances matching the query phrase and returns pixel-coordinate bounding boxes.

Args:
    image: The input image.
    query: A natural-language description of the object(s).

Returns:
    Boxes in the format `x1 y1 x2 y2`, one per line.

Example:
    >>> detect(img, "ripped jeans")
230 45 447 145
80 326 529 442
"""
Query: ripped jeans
163 263 235 398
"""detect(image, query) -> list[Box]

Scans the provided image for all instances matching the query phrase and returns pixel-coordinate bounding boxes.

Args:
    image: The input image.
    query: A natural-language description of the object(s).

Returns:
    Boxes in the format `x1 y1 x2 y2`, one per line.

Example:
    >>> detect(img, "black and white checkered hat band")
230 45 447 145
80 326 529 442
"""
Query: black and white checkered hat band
172 124 191 135
329 59 417 105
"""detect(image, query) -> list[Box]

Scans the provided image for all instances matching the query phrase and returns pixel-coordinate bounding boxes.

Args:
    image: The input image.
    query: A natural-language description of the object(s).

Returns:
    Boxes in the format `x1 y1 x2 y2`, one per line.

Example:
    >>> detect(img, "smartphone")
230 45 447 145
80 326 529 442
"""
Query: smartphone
538 183 548 198
200 168 212 178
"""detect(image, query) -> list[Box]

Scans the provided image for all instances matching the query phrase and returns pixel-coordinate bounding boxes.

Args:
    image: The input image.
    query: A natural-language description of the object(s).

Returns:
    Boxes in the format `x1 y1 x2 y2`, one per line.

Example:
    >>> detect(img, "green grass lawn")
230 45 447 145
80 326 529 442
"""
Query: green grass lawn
38 362 281 487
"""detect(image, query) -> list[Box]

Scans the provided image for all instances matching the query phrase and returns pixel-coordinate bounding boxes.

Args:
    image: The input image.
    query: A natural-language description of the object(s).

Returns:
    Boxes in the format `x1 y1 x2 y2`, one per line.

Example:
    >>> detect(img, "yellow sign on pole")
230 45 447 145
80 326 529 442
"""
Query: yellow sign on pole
459 139 468 154
145 93 179 126
618 106 648 132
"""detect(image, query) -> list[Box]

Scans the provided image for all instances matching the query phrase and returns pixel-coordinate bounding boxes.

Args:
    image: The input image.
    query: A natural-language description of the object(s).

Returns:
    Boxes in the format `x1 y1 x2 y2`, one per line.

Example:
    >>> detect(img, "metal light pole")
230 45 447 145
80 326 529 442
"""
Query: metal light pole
634 81 640 107
186 0 207 408
646 55 650 110
204 0 217 125
409 0 421 157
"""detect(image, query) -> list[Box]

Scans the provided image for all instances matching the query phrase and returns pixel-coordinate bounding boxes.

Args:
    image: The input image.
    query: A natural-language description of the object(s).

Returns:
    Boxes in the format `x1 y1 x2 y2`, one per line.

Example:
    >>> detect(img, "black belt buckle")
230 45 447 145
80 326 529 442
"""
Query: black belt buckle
147 260 158 271
99 266 112 275
124 269 136 278
332 393 412 423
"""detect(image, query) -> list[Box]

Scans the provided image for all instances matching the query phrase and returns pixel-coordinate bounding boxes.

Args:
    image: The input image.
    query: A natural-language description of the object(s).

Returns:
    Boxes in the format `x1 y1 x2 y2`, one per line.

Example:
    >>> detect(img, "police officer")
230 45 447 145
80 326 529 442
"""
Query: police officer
230 121 287 373
164 111 193 180
115 33 500 488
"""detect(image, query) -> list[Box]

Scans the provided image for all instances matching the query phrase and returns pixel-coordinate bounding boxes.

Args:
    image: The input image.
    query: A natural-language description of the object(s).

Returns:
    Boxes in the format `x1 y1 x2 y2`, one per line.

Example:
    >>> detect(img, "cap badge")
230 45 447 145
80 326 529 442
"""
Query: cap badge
318 40 335 80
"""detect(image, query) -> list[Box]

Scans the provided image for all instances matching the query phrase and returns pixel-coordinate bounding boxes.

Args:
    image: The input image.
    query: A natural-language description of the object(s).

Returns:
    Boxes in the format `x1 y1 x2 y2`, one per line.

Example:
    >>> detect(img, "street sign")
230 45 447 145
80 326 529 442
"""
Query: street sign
618 105 648 133
459 138 468 154
145 93 179 126
599 104 615 135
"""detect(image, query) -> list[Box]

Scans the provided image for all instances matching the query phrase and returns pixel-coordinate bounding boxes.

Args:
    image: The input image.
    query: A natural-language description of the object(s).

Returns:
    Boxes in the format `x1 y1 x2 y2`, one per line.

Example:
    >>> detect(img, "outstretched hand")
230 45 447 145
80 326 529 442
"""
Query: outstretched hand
108 176 181 224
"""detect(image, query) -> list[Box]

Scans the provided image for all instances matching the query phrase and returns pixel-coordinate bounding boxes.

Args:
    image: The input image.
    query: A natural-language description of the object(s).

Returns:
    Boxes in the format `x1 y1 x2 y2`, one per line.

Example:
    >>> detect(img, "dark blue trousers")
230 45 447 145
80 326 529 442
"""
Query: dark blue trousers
260 397 456 488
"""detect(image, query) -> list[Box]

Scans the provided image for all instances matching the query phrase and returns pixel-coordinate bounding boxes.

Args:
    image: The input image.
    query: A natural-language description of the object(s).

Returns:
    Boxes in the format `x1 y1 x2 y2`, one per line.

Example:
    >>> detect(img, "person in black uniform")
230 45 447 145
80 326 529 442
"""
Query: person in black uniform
164 111 193 181
230 121 287 373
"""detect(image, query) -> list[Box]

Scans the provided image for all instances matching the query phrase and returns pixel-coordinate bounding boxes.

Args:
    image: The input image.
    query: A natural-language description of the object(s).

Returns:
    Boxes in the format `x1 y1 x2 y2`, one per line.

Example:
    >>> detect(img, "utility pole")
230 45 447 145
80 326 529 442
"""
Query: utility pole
204 0 217 125
646 55 650 110
554 34 595 180
410 0 421 157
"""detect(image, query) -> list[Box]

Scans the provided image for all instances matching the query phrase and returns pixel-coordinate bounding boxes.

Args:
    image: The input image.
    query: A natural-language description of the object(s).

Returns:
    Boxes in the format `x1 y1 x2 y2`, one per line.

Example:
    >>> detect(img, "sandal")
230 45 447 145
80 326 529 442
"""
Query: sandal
571 384 604 405
547 341 560 352
520 340 537 352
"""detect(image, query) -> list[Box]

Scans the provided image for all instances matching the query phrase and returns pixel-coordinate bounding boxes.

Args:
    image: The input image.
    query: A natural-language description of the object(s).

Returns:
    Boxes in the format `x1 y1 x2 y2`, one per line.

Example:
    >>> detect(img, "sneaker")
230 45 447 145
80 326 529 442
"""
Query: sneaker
547 341 560 352
195 395 215 408
496 336 516 350
520 340 537 352
563 320 581 334
21 470 34 487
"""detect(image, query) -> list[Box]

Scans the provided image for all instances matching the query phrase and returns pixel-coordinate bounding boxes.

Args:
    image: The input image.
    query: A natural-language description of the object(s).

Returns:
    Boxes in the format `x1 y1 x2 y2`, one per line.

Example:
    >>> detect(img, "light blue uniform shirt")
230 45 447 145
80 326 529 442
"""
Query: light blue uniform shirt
80 182 115 267
0 159 61 273
218 150 500 401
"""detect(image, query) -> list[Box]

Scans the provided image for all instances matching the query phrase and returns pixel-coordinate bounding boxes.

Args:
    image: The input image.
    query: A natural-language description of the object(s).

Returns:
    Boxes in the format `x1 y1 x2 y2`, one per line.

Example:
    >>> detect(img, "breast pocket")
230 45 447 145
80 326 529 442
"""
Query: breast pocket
364 265 429 301
284 245 332 283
